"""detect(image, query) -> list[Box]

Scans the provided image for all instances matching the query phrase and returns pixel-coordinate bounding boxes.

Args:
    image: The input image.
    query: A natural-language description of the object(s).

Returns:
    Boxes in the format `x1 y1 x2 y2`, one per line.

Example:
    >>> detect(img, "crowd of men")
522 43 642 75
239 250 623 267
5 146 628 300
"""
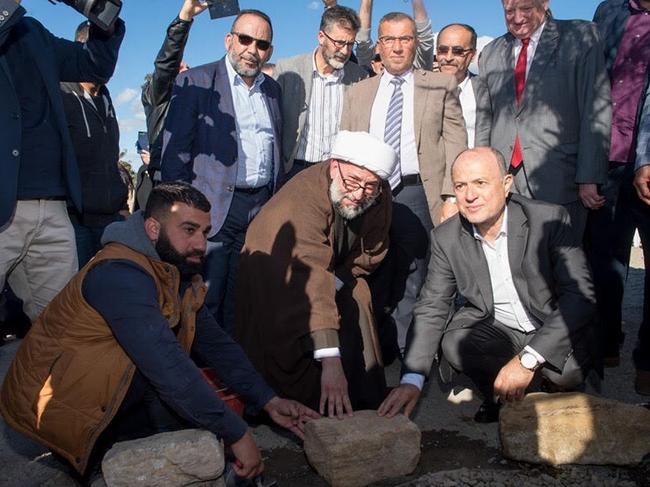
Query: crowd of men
0 0 649 483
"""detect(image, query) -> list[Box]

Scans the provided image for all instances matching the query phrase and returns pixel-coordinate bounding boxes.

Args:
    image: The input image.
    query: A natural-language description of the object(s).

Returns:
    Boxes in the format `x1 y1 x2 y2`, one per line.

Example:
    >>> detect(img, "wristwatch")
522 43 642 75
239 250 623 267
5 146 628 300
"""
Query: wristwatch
519 351 541 371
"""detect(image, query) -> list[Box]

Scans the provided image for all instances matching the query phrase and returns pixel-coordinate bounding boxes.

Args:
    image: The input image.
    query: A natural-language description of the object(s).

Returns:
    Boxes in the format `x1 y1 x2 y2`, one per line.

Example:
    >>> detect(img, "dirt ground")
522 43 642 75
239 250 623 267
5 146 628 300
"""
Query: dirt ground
0 249 649 486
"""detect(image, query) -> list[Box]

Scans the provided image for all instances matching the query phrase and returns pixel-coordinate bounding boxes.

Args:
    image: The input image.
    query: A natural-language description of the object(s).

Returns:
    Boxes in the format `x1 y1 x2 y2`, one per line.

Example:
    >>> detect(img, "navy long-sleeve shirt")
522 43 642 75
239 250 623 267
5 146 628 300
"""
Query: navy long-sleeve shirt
82 259 275 444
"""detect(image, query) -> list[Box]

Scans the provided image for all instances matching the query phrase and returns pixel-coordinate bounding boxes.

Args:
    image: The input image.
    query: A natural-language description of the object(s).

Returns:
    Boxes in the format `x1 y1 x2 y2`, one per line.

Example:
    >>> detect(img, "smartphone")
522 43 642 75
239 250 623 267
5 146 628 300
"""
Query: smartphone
204 0 240 20
136 131 149 153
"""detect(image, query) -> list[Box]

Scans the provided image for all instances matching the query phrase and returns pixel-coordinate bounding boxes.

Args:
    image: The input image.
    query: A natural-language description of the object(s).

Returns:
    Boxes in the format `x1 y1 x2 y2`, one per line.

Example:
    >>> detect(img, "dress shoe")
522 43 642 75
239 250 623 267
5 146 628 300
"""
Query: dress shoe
635 370 650 396
474 400 501 423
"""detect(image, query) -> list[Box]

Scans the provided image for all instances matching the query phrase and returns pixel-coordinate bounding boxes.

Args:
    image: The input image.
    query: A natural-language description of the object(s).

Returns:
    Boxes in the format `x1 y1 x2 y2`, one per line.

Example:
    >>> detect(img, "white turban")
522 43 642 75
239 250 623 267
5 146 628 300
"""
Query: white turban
329 131 397 180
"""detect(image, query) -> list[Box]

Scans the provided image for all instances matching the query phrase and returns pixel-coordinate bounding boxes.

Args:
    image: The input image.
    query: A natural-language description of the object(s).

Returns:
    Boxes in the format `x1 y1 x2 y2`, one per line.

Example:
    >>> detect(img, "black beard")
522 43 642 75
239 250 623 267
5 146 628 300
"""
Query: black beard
155 230 204 278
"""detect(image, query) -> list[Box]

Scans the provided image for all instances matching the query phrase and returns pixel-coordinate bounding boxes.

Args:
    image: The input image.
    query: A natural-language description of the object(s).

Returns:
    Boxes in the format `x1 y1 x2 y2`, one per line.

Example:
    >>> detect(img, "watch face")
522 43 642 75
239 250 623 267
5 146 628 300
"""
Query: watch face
521 353 537 369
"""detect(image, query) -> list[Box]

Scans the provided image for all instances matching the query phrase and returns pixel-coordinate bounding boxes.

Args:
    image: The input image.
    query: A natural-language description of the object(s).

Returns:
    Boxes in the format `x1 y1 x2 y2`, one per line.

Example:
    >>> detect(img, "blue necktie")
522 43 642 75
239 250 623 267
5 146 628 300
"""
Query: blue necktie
384 76 405 189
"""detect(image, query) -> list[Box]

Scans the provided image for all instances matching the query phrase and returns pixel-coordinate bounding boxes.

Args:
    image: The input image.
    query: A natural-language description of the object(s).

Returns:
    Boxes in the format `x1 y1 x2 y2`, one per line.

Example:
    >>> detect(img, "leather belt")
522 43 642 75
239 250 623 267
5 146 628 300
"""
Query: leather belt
401 173 423 186
293 159 321 167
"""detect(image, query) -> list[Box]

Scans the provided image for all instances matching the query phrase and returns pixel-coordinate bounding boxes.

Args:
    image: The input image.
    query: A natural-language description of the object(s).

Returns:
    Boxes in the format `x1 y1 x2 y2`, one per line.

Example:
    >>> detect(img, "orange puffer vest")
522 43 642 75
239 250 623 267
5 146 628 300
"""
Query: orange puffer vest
0 242 206 474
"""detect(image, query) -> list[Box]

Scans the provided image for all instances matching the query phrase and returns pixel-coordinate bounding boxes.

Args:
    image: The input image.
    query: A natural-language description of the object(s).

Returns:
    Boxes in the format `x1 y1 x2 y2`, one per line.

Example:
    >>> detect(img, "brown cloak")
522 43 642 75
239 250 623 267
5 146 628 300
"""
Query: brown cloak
235 163 391 409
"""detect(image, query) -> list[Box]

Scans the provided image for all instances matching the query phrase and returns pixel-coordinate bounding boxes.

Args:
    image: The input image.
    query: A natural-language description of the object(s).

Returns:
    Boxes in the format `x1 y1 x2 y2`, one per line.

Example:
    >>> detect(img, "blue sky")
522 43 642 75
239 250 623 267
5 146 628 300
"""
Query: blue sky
21 0 604 168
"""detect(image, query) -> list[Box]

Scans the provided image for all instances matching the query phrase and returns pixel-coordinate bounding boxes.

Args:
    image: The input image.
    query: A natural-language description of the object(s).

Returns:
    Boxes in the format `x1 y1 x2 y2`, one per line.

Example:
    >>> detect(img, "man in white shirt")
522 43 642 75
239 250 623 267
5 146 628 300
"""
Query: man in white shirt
436 23 486 148
475 0 611 241
273 5 367 177
378 147 597 423
340 12 466 360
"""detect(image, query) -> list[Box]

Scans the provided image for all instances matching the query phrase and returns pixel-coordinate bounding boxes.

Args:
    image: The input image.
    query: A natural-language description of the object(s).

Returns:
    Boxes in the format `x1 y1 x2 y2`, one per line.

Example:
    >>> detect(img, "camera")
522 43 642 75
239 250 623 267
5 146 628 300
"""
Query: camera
199 0 240 20
48 0 122 31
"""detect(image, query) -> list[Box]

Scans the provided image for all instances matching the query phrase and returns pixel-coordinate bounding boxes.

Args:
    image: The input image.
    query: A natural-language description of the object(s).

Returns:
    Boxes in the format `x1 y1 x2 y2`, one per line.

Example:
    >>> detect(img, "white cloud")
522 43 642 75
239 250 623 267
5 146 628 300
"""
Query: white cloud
307 1 320 10
115 87 139 106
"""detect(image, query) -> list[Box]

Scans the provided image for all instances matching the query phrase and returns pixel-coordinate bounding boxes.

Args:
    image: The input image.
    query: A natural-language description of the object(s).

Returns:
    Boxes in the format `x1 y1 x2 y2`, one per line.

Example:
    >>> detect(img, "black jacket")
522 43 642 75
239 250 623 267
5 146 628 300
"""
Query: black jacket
141 15 192 173
0 0 125 227
61 82 127 227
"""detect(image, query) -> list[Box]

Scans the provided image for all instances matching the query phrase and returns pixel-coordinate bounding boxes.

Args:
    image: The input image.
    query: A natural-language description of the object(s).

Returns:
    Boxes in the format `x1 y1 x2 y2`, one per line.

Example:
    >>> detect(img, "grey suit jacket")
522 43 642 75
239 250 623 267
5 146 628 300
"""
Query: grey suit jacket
403 194 596 377
273 52 367 171
340 69 467 221
476 19 611 205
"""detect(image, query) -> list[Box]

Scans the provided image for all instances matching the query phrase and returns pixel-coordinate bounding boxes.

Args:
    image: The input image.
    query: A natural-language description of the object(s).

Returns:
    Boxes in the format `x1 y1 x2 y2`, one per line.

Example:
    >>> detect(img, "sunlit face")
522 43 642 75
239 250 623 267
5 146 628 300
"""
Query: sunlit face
502 0 549 40
148 203 211 276
436 25 475 83
329 160 382 219
318 23 356 70
225 14 274 82
452 149 513 236
376 19 418 76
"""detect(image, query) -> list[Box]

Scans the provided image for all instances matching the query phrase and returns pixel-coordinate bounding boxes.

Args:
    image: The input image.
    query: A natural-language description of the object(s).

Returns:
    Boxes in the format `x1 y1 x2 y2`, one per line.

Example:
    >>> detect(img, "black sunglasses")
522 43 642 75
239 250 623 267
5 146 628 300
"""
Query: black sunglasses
231 31 272 51
436 45 474 57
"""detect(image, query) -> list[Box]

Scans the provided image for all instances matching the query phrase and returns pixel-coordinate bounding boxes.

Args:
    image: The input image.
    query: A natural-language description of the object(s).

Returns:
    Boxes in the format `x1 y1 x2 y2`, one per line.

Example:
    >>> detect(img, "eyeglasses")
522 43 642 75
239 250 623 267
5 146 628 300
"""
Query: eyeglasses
436 45 474 57
321 30 357 50
378 35 415 47
230 32 272 51
336 162 382 197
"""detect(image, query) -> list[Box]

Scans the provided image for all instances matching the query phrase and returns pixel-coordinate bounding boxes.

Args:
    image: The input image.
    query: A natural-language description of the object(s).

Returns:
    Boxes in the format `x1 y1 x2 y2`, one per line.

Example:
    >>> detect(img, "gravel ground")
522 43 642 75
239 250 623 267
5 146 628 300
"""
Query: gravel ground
0 249 649 486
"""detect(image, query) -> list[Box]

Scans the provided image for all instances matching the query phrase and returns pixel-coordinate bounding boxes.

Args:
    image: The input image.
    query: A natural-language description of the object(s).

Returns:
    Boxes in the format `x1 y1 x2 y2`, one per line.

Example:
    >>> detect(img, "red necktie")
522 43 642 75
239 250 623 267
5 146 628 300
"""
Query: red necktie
510 38 530 170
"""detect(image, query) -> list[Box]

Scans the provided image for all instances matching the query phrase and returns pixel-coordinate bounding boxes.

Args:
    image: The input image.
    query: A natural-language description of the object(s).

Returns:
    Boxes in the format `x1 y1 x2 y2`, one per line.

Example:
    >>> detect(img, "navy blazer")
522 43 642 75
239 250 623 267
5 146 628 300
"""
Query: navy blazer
161 57 283 237
0 0 125 228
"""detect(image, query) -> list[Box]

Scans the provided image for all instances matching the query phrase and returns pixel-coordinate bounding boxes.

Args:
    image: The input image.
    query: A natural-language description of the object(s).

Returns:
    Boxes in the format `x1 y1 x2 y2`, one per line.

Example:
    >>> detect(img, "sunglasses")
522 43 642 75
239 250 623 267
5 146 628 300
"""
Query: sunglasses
231 32 272 51
436 45 474 57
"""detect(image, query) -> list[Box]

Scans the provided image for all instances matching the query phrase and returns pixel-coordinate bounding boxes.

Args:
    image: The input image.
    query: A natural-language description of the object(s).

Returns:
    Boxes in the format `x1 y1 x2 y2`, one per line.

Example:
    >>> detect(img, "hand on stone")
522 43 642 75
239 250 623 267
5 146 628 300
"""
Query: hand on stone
377 384 421 418
578 183 605 210
493 356 535 402
263 396 321 440
230 431 264 479
634 166 650 206
320 357 353 419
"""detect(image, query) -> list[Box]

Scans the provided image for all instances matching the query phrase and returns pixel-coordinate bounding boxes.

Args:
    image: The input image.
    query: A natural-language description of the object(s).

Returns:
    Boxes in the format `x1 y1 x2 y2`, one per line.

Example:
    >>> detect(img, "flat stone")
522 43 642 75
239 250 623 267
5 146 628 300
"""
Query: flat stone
500 392 650 465
102 429 224 487
304 410 421 487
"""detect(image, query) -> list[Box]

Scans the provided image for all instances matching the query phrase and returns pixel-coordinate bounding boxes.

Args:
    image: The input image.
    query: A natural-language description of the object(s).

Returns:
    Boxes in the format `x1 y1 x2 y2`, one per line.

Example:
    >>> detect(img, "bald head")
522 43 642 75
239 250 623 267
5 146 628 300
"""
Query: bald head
452 147 507 179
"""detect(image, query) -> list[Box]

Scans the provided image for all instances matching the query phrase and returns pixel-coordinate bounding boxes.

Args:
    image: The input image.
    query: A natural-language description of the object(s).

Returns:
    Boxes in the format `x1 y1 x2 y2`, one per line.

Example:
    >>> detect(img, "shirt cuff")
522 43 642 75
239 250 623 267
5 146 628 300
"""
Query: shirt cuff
314 347 341 360
400 373 425 391
523 345 546 365
335 276 344 291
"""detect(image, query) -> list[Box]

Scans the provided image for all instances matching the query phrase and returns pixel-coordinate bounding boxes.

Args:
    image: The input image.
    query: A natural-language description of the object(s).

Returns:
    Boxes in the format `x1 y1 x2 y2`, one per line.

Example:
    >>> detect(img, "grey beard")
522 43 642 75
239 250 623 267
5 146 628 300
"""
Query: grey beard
329 181 377 220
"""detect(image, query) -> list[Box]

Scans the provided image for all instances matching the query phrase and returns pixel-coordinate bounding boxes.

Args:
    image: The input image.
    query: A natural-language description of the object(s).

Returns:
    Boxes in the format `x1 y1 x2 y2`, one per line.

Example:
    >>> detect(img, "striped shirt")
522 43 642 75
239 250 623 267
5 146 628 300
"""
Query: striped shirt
295 51 345 163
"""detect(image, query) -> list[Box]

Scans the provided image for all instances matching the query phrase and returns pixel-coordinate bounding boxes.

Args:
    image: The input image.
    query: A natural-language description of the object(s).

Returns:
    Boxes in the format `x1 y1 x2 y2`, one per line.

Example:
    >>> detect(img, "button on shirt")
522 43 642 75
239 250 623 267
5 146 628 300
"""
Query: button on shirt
295 50 345 163
225 59 274 188
369 69 420 177
458 75 476 148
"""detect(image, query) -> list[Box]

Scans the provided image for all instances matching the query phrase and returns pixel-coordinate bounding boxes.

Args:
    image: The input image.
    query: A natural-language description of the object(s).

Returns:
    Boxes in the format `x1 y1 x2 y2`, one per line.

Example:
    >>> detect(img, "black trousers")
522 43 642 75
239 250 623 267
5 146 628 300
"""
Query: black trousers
440 318 592 399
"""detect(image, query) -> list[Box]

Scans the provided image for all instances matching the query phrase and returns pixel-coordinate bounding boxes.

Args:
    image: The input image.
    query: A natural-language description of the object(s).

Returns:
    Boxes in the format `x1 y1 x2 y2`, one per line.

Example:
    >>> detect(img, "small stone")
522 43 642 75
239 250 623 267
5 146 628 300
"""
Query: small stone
500 392 650 465
102 429 224 487
304 410 421 487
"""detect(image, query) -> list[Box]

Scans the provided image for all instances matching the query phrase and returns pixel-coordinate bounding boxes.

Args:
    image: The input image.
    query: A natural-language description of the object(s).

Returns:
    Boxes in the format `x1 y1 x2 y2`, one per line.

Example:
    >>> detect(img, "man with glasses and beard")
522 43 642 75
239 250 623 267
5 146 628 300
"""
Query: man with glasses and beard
236 131 396 418
161 9 282 337
1 182 318 480
272 5 367 179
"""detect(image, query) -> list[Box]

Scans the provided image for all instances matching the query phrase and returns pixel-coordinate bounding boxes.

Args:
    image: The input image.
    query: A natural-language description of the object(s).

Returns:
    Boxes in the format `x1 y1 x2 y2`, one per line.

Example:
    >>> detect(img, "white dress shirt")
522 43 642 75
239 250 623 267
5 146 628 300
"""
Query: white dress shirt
458 75 476 148
296 50 345 163
401 208 545 391
369 69 420 182
512 22 546 77
226 58 274 188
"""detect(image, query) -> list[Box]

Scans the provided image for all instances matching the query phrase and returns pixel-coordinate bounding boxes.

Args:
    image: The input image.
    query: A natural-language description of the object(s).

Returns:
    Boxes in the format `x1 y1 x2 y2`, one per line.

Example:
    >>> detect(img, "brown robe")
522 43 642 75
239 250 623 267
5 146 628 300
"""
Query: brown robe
235 163 391 410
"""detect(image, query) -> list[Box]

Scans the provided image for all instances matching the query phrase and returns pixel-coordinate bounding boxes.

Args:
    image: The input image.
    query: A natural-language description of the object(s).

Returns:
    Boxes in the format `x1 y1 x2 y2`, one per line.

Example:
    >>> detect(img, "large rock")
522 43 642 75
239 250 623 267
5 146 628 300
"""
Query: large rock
500 392 650 465
304 410 421 487
102 429 224 487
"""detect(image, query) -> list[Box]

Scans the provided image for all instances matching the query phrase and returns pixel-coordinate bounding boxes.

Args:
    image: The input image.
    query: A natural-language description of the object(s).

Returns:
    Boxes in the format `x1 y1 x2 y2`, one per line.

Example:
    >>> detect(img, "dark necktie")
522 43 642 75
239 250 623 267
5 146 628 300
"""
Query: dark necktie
510 37 530 171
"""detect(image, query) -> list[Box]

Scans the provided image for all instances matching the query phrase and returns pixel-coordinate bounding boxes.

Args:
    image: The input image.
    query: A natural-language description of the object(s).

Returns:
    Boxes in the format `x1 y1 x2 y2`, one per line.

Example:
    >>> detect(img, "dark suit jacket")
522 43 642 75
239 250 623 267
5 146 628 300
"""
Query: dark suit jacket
476 19 611 205
0 0 125 228
403 194 596 377
161 57 283 237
